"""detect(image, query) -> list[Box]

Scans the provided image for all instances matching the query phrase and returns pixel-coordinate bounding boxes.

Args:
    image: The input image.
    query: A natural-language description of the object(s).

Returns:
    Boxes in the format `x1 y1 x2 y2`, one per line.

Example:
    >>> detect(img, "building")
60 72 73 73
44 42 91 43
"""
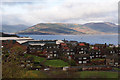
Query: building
74 54 90 64
76 43 89 55
106 54 119 66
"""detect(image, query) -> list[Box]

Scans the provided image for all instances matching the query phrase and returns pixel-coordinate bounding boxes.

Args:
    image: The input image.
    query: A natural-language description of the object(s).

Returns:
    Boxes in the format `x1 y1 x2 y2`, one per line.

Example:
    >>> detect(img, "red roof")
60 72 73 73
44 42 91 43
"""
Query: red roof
63 47 69 50
61 43 67 46
94 47 98 50
79 43 85 46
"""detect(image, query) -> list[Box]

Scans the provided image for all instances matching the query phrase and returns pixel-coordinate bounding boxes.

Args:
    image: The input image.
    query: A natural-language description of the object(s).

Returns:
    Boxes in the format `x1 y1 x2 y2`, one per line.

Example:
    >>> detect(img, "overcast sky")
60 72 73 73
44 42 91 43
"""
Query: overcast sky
1 0 119 26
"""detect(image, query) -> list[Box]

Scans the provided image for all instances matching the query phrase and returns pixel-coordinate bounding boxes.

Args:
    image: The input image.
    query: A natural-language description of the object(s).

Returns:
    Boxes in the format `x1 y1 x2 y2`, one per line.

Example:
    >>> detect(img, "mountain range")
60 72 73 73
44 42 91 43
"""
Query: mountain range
2 24 29 33
17 22 118 35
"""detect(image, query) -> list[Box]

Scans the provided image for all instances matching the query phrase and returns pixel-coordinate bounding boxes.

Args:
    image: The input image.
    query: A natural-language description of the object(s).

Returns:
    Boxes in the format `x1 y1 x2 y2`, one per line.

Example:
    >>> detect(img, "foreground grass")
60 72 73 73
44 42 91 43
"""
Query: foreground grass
23 70 118 78
23 70 47 78
77 71 118 78
44 59 69 67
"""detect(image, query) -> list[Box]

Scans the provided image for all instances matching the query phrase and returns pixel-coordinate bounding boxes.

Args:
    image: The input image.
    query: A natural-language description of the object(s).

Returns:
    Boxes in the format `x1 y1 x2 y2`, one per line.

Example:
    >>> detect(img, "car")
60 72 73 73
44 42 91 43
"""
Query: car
44 68 50 71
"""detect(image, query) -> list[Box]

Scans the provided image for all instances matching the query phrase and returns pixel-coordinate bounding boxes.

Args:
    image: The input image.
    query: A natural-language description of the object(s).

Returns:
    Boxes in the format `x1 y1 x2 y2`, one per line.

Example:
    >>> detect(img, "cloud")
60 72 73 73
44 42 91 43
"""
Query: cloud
1 0 119 26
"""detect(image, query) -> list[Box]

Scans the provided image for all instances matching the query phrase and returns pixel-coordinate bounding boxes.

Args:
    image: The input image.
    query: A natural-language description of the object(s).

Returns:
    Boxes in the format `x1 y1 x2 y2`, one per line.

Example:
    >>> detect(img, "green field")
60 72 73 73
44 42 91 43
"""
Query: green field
24 54 45 62
23 70 47 78
91 58 105 61
113 68 120 71
77 71 118 78
44 59 69 67
23 70 118 78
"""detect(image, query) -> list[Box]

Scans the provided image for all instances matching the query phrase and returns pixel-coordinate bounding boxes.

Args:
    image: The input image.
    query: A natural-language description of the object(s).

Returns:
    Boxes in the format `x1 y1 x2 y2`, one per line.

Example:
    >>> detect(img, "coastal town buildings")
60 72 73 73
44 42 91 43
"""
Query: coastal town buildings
1 36 120 69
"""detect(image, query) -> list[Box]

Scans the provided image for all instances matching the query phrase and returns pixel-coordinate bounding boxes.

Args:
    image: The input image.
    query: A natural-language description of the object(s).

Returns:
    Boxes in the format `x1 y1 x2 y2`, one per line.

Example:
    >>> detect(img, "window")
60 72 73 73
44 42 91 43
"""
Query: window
79 51 83 54
115 62 118 65
50 54 53 56
48 56 50 58
67 52 69 55
79 61 82 64
96 52 98 54
83 57 87 59
110 51 113 53
83 61 87 63
54 54 56 57
50 51 52 53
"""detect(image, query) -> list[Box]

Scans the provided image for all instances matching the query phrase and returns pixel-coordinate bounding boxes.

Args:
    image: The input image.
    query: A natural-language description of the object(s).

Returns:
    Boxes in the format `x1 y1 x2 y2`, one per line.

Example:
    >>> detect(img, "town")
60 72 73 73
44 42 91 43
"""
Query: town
1 36 120 78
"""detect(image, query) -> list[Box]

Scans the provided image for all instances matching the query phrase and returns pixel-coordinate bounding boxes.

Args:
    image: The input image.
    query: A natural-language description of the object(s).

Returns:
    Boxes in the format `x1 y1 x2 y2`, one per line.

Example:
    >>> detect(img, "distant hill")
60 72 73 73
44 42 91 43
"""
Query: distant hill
84 22 118 33
17 23 85 35
16 22 118 35
2 24 29 33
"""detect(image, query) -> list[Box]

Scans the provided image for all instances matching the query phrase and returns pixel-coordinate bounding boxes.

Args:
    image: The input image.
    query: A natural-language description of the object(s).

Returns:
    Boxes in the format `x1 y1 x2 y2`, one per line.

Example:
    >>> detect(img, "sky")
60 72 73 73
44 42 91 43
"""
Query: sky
1 0 119 26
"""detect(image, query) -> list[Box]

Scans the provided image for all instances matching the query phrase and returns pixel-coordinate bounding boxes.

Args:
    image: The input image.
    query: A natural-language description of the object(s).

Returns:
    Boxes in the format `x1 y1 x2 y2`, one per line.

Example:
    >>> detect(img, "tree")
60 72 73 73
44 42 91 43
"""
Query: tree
68 59 77 66
2 45 26 78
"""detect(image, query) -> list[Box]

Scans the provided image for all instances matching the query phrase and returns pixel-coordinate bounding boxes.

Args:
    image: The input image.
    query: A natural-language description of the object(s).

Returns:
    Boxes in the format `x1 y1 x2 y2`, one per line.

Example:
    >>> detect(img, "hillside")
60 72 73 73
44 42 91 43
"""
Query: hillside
84 22 118 33
17 22 118 35
18 23 85 35
2 24 29 33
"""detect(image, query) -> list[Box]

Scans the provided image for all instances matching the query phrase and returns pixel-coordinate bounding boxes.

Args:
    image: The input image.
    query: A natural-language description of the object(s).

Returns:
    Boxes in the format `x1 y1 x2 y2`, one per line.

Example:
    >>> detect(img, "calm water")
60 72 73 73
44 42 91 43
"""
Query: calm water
18 34 118 45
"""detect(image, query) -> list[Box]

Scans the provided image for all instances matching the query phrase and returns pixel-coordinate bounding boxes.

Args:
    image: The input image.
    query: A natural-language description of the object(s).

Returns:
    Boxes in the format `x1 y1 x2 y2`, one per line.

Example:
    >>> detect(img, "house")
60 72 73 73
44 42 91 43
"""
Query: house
67 41 78 46
60 43 70 55
76 43 89 55
27 43 45 53
108 44 115 48
1 37 33 45
22 40 57 46
106 54 119 66
89 49 101 59
94 44 107 49
45 48 60 59
74 54 90 64
27 42 60 58
56 40 64 44
27 40 59 52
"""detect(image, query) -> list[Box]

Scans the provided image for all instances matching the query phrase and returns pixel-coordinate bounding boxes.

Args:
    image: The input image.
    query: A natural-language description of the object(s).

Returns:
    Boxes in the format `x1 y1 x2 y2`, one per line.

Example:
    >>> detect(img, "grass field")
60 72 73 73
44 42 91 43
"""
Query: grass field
77 71 118 78
23 70 47 78
23 70 118 78
113 68 120 71
44 59 69 67
91 58 105 61
24 54 45 62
